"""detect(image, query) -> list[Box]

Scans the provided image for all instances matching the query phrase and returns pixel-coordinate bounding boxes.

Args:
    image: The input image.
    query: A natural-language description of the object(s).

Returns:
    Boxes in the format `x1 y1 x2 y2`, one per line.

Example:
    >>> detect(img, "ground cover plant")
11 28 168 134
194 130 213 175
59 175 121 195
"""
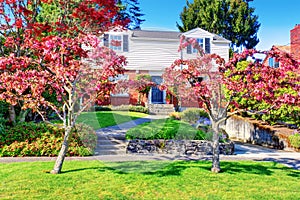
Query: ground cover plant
0 123 96 157
126 118 207 140
76 111 148 130
0 160 299 199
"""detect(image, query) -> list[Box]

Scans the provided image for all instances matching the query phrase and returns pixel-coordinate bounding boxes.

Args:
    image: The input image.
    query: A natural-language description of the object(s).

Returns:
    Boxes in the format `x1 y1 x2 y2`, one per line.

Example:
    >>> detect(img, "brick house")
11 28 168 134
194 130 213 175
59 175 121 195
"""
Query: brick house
102 28 230 111
263 24 300 67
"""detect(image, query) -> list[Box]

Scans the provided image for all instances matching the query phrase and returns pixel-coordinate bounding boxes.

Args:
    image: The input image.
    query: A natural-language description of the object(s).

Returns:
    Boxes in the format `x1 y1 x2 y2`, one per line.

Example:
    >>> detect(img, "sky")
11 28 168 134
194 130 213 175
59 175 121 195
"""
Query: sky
138 0 300 51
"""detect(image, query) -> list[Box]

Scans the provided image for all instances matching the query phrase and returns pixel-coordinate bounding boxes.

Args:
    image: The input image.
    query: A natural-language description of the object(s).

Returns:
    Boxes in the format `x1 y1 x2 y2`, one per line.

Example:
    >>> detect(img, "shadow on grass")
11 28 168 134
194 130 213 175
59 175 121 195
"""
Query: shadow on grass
61 160 300 177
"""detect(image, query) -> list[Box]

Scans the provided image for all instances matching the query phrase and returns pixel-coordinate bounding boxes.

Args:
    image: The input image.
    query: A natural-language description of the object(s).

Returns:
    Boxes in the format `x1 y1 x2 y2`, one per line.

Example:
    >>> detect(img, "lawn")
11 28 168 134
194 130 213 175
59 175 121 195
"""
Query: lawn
76 111 148 130
0 160 299 199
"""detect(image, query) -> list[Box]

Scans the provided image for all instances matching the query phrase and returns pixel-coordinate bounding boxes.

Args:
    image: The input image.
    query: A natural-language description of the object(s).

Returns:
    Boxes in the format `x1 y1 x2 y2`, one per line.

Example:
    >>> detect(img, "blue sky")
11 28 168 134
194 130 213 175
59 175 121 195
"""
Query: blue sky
139 0 300 50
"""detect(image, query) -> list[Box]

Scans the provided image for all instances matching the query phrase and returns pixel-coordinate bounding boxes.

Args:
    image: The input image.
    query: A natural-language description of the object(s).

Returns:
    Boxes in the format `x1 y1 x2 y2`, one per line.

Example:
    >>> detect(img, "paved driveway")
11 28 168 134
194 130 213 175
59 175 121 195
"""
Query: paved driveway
221 142 300 170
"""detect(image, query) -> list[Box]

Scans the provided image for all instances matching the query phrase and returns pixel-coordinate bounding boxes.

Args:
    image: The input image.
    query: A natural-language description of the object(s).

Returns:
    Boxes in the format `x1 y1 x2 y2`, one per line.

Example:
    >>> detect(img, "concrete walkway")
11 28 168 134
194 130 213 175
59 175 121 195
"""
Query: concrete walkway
0 115 299 170
94 115 167 155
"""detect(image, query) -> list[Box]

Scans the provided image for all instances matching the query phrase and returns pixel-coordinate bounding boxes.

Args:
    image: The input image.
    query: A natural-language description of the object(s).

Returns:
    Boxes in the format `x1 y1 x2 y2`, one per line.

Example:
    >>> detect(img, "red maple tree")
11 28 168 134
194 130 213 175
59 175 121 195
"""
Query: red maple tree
162 37 300 173
0 0 128 173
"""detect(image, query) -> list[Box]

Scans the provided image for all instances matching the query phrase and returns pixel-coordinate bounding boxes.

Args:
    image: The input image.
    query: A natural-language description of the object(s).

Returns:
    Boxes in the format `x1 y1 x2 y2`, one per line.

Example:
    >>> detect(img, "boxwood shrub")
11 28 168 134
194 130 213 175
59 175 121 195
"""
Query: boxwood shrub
0 122 97 157
126 118 206 140
289 133 300 149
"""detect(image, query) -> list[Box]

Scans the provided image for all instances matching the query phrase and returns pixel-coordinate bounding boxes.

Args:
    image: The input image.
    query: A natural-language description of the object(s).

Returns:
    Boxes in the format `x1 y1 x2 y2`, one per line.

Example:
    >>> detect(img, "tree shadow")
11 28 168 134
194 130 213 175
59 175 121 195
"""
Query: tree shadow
61 160 299 177
101 160 211 177
254 157 300 178
220 161 274 175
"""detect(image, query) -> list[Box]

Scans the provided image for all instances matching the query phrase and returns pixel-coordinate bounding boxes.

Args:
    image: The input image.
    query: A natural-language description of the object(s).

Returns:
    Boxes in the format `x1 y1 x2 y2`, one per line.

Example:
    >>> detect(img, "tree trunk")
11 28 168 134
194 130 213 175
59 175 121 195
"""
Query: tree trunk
18 109 29 122
8 104 16 125
211 122 221 173
51 127 71 174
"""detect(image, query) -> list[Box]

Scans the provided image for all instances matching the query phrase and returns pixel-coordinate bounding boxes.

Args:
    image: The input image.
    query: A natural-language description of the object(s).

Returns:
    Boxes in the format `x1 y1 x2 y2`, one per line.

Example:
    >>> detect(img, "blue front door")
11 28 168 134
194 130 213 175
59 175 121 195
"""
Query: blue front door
151 76 164 103
151 86 163 103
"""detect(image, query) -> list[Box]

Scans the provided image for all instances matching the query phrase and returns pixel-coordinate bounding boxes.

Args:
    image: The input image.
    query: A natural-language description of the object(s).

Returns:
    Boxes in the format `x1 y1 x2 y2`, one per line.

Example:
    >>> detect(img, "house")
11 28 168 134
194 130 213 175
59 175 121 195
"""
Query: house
102 27 231 110
263 24 300 67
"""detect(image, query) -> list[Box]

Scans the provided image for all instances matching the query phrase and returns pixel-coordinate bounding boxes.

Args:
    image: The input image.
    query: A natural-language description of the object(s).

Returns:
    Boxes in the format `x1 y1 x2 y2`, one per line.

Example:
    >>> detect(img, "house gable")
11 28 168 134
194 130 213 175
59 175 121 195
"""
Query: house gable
182 28 231 44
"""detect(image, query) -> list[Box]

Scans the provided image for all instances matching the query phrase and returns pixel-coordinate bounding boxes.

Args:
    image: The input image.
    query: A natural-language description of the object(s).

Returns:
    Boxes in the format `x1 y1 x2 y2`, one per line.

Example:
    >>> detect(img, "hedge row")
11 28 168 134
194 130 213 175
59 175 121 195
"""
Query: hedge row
0 122 97 157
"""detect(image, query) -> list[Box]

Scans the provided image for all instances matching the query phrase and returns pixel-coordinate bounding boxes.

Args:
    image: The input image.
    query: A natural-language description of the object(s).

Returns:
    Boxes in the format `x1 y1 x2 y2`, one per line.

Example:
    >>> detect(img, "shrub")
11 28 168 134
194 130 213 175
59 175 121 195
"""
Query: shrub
129 105 149 114
111 105 130 111
0 122 97 157
289 133 300 149
179 108 208 124
0 116 8 135
126 118 206 140
0 122 49 147
169 112 181 120
94 106 112 112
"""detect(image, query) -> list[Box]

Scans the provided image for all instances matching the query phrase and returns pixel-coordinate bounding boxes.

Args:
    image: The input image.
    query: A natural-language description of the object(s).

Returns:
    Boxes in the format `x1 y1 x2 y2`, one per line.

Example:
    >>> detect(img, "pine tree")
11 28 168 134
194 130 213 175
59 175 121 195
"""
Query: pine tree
118 0 145 30
177 0 260 49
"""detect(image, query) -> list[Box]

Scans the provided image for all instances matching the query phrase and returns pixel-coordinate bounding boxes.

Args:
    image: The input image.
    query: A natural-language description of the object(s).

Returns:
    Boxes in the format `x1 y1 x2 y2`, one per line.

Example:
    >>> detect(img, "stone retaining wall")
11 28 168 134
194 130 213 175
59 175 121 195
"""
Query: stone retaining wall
126 139 234 155
225 115 294 150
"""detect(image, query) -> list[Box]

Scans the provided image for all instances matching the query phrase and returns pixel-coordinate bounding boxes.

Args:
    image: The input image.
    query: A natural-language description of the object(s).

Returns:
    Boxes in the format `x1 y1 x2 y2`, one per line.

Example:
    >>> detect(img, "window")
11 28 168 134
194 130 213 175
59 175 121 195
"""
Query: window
268 57 279 68
187 38 210 54
110 35 122 51
110 74 129 96
192 38 204 53
103 34 129 52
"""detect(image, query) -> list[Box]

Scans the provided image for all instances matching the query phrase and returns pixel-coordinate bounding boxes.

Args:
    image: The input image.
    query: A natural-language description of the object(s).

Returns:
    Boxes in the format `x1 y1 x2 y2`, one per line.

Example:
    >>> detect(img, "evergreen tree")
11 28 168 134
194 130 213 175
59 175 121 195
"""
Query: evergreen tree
177 0 260 49
118 0 145 30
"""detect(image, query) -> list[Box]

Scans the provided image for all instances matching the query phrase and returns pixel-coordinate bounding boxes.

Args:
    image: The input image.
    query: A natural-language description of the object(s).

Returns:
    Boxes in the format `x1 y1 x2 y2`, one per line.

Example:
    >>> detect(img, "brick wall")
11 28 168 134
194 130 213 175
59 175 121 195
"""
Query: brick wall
291 24 300 60
111 70 149 106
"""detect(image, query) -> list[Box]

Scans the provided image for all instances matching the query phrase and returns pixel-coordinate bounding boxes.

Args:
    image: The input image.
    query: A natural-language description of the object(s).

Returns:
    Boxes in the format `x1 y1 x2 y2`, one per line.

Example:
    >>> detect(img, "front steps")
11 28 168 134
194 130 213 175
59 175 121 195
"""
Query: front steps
94 134 127 155
148 104 174 115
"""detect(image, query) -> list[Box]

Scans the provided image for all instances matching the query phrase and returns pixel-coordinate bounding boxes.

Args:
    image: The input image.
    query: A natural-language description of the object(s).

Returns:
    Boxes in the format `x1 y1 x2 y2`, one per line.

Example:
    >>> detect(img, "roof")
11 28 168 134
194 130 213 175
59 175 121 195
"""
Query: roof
274 45 290 53
131 28 230 43
182 27 231 44
131 30 180 39
212 34 231 43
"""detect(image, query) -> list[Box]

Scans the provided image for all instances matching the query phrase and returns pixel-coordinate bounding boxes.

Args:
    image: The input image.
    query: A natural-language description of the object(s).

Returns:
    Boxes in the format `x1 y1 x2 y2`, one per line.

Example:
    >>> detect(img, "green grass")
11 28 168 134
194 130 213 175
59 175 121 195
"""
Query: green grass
0 160 299 199
76 111 148 130
126 118 206 140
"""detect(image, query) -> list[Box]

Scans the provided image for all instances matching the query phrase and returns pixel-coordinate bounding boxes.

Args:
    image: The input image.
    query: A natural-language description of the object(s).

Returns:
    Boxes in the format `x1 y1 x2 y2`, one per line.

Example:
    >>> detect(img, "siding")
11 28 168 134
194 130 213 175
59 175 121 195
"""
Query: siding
103 29 229 71
121 38 181 71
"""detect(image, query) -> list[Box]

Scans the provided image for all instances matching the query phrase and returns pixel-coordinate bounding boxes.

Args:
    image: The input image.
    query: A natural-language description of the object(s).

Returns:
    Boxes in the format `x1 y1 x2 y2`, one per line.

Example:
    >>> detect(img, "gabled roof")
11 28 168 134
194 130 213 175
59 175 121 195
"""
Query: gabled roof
131 30 180 39
130 27 231 43
182 27 231 44
274 45 290 53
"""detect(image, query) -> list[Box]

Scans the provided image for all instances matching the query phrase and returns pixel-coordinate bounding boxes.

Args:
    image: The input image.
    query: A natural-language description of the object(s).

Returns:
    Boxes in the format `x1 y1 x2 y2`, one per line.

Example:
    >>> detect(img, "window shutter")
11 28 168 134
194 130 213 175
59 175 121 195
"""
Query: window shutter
205 38 210 54
123 35 129 52
187 44 192 54
103 34 109 47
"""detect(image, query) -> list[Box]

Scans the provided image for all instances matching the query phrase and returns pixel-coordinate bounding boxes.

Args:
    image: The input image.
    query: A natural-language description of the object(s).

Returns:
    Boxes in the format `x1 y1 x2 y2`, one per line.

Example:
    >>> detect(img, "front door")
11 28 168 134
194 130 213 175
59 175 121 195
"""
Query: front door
151 76 164 104
151 86 163 103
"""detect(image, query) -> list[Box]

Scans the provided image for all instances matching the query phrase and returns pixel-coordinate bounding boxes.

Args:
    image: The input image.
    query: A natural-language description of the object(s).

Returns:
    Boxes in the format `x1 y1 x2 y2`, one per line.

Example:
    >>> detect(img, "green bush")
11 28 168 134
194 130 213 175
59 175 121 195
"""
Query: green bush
179 108 208 124
126 118 206 140
129 105 149 114
0 116 8 135
0 122 97 157
94 106 112 112
111 105 130 111
111 105 149 114
289 133 300 149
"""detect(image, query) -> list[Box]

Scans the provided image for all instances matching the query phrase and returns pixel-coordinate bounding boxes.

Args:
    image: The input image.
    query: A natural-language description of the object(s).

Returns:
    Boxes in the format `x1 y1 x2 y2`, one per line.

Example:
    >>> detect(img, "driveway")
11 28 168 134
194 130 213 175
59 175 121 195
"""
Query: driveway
221 142 300 170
